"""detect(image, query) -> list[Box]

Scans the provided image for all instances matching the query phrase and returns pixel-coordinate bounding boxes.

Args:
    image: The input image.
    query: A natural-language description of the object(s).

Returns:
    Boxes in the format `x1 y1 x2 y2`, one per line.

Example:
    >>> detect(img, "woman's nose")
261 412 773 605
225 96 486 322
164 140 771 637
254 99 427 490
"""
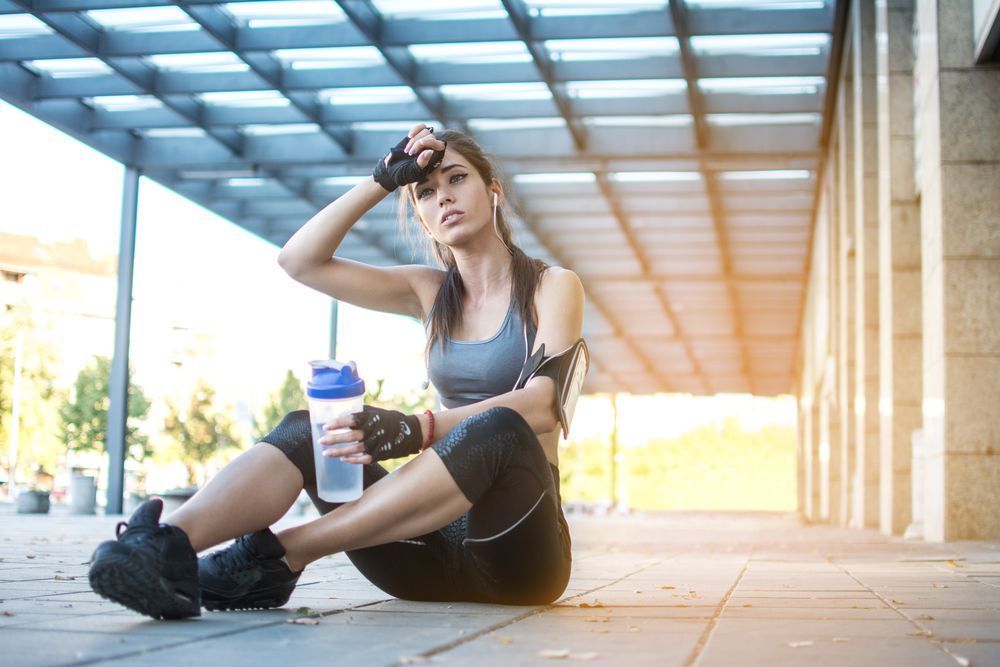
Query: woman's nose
437 188 453 205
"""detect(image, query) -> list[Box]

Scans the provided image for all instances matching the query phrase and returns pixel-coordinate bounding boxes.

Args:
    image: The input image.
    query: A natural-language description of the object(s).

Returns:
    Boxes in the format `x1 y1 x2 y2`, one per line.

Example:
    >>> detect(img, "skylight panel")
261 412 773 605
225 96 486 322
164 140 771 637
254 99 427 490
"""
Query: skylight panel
720 169 812 180
87 95 163 112
440 82 552 102
685 0 826 9
199 91 290 108
224 1 345 29
707 112 821 126
26 58 111 79
319 86 417 105
409 41 531 65
566 79 686 99
583 115 692 127
524 0 667 17
273 47 384 70
86 6 198 33
0 14 52 39
226 177 270 187
609 171 701 182
698 76 824 95
242 123 321 136
371 0 506 20
691 33 830 56
147 52 249 74
320 175 369 186
513 172 596 184
351 121 427 132
546 37 679 61
142 128 207 139
467 118 566 131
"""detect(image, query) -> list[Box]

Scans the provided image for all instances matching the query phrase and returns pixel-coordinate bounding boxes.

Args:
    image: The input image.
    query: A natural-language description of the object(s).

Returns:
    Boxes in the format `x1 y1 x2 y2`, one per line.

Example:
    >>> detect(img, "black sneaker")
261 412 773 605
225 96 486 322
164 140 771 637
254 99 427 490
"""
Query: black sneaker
88 498 201 619
199 528 301 611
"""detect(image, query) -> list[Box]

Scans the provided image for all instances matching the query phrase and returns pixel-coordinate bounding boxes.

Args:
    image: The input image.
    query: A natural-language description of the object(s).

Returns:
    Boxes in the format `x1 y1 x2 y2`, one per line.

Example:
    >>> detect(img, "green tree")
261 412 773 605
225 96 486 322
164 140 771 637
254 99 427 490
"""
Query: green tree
253 369 306 441
58 355 153 466
1 307 61 485
164 380 240 487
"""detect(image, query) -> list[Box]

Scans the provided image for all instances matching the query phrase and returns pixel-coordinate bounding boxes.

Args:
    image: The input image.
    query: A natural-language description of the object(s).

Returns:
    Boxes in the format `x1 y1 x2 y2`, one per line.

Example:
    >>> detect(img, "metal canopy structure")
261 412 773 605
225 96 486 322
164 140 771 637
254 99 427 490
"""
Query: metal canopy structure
0 0 845 397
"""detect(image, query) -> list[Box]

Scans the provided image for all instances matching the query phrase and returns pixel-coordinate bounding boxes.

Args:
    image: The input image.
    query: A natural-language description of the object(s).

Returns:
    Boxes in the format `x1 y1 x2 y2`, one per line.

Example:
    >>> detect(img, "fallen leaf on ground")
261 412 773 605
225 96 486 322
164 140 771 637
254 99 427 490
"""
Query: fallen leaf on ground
54 575 76 581
633 590 643 594
26 555 35 559
946 560 959 569
953 655 970 667
915 614 934 621
286 618 320 625
491 634 513 644
932 583 948 589
788 641 814 648
295 606 313 615
890 599 904 605
539 648 570 659
951 639 978 644
1 611 15 617
742 604 753 608
628 626 640 633
659 585 675 590
907 630 933 637
832 637 849 643
578 602 604 609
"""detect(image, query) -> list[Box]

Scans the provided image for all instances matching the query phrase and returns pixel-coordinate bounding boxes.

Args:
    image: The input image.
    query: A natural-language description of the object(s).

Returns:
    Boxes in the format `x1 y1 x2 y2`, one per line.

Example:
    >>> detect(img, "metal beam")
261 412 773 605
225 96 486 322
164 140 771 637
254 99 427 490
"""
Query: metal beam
105 166 139 515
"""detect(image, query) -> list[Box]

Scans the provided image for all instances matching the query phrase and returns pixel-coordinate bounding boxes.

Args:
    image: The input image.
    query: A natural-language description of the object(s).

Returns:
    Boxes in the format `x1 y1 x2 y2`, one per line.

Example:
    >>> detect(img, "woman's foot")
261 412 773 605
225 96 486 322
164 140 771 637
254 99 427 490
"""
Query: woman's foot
88 498 201 619
199 528 301 611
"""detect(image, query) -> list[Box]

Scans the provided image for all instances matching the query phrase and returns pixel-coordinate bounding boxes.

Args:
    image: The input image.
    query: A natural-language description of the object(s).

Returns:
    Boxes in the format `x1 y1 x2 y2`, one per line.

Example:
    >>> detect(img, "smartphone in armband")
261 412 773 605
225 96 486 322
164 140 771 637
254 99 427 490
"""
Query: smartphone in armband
514 338 590 438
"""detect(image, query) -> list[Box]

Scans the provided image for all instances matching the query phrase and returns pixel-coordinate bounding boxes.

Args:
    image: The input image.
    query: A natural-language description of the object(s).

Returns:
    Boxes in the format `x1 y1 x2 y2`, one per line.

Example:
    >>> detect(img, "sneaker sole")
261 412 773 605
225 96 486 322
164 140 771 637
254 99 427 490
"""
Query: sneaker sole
90 552 201 620
202 586 295 612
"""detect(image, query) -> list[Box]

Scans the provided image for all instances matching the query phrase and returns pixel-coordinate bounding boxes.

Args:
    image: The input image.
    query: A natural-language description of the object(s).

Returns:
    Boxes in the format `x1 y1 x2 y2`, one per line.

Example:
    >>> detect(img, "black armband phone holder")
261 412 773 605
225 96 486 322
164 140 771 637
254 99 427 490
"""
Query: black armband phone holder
513 338 590 438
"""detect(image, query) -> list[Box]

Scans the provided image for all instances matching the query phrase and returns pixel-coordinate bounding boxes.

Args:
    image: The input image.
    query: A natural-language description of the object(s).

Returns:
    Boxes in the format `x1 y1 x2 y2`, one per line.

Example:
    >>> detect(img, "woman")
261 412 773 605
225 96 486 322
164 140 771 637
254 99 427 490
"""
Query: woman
88 124 586 619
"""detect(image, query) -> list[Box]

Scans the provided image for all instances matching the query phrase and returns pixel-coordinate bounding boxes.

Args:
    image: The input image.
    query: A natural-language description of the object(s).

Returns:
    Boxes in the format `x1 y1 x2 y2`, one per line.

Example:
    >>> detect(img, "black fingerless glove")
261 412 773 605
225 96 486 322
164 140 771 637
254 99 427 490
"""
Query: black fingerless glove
352 405 423 462
372 134 446 192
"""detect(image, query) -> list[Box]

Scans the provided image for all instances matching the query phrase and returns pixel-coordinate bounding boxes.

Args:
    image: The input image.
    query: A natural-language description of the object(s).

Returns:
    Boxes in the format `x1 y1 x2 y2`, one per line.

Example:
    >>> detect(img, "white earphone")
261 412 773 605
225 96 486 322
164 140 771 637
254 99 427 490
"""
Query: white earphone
493 192 498 206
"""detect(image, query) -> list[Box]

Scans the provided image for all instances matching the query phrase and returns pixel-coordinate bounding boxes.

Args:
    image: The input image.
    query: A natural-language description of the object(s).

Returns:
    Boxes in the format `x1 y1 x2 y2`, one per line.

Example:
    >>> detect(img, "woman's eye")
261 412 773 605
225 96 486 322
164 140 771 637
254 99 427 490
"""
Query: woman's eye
417 188 433 199
450 173 466 184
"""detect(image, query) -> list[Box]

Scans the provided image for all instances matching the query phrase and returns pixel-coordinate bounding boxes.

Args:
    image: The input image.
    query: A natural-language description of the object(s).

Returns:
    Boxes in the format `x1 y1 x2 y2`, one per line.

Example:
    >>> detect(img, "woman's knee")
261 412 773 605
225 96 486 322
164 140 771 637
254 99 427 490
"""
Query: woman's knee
259 410 313 476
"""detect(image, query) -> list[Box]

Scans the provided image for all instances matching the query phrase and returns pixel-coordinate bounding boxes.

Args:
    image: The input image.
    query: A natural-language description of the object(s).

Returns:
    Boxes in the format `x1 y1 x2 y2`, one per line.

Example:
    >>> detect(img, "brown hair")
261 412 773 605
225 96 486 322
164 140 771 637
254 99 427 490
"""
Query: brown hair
396 129 549 358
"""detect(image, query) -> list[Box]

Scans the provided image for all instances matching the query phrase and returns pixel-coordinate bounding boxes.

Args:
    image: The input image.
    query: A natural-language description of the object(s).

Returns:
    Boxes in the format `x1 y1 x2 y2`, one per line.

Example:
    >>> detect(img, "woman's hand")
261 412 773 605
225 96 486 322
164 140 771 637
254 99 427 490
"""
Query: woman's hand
372 123 446 192
319 405 424 464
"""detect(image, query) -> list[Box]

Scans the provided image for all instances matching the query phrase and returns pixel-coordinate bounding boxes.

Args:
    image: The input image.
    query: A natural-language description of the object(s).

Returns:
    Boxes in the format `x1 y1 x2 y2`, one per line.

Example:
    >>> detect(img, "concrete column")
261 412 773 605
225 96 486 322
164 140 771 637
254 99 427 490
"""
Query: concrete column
876 0 922 536
914 0 1000 540
851 0 881 529
836 62 856 528
826 158 844 526
801 394 814 520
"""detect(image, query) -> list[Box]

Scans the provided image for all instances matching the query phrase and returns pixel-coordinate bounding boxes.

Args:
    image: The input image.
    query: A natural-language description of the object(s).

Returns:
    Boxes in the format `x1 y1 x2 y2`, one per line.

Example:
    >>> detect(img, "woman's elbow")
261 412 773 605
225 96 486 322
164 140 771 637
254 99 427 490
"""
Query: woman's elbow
277 248 303 278
524 378 560 434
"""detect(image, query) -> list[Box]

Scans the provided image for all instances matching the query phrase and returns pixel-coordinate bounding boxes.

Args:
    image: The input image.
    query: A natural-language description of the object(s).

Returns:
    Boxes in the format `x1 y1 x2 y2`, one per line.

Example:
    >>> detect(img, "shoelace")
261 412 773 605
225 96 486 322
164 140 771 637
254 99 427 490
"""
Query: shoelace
208 535 259 575
115 518 162 541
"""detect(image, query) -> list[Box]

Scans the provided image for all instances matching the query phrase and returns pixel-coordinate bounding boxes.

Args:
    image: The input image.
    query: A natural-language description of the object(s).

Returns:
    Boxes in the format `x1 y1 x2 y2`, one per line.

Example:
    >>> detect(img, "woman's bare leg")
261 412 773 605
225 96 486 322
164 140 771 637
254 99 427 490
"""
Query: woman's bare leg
278 449 471 572
165 443 304 552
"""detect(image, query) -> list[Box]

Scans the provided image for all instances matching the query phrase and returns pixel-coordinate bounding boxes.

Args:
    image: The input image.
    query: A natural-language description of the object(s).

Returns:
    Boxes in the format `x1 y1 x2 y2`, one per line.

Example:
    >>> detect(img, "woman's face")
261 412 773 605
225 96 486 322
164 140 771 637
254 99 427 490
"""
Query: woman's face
411 147 493 248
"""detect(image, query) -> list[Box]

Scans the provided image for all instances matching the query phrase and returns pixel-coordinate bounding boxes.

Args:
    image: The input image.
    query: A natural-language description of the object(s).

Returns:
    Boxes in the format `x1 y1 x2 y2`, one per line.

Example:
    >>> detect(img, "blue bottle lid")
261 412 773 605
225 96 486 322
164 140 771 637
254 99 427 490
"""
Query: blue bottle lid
306 360 365 399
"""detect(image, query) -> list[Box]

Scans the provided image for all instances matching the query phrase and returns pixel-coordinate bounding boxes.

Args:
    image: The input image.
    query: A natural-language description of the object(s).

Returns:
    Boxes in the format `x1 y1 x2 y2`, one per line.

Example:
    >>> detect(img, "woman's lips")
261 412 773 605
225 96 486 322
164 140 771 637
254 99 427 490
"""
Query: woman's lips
441 210 465 226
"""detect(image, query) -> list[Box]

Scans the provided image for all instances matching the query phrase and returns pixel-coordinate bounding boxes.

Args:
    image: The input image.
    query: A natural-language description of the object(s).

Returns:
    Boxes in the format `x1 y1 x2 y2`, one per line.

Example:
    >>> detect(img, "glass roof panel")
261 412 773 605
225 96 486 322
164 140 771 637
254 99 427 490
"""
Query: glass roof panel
273 47 385 70
707 112 821 125
372 0 507 20
86 6 199 33
566 79 686 99
26 58 112 78
351 121 427 132
584 115 692 127
319 86 417 105
224 1 346 28
199 91 290 108
691 33 829 56
320 176 369 186
147 52 249 74
720 169 812 180
545 37 679 61
468 118 567 130
514 172 597 183
142 128 208 139
87 95 163 112
242 123 321 136
525 0 667 18
0 14 52 39
610 172 701 182
440 82 552 101
685 0 826 9
409 41 531 64
698 76 824 95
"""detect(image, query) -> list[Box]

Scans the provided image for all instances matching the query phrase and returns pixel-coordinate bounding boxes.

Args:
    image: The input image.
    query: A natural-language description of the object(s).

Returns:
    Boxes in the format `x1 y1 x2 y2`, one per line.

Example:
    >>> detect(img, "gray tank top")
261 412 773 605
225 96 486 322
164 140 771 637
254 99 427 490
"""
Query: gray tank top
426 298 536 409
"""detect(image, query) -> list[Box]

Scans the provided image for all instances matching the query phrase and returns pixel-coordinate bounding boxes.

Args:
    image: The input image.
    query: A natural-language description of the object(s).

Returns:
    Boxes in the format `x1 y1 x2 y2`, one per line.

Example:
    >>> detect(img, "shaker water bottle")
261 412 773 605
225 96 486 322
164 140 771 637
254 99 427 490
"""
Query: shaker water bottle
306 360 365 502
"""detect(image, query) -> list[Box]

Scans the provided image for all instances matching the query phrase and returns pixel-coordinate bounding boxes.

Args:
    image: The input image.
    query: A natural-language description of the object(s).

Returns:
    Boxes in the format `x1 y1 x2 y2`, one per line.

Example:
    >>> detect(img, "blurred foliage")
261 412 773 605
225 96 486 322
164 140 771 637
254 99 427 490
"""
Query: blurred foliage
559 416 796 511
1 306 60 485
59 355 152 465
253 369 307 442
164 379 240 487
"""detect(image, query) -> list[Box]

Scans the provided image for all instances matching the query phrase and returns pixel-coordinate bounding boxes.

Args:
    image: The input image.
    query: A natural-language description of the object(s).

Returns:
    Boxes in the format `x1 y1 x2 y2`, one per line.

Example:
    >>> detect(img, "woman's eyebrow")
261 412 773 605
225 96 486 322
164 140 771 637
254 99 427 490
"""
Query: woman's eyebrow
416 163 462 186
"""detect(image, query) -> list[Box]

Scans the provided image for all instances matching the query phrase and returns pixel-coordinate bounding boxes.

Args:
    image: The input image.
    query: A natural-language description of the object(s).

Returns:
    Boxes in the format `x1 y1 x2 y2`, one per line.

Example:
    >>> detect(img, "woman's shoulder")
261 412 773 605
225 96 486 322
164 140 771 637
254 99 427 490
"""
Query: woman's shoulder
401 264 447 321
536 266 584 303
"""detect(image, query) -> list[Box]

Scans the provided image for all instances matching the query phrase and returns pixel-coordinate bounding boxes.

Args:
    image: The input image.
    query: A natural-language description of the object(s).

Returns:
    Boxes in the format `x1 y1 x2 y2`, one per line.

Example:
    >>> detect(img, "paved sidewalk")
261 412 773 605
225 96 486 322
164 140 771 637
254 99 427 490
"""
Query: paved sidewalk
2 505 998 666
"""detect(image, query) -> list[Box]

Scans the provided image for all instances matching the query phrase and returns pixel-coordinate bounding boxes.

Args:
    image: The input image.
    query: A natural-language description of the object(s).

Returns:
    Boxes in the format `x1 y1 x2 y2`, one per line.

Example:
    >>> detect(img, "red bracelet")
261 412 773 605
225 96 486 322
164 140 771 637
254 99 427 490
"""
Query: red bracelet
421 409 435 451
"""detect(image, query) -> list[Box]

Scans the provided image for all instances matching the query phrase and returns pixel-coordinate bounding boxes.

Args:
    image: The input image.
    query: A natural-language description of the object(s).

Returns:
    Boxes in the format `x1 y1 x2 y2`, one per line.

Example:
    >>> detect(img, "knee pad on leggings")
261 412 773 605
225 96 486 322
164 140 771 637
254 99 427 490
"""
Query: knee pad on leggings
432 406 550 505
261 410 313 479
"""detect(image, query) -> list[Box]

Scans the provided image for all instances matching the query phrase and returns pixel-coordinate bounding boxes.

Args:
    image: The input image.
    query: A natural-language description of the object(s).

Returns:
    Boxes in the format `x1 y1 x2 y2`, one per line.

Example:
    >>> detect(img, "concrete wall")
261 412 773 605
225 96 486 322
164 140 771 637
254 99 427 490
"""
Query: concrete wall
798 0 1000 541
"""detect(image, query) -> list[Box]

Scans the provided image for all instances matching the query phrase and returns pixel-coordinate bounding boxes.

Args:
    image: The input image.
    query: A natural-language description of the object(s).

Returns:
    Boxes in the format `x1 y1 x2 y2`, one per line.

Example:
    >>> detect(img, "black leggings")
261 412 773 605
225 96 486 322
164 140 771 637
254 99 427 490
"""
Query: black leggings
261 406 572 605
